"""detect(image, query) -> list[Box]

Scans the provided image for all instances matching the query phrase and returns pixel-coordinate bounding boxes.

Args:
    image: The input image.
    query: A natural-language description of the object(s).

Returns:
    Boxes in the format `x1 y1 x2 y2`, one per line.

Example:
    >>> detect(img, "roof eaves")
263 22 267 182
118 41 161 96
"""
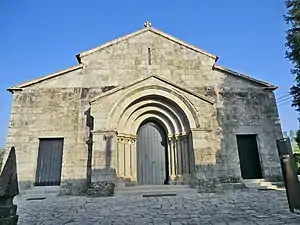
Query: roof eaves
213 65 278 90
7 64 83 92
149 27 218 60
78 27 149 59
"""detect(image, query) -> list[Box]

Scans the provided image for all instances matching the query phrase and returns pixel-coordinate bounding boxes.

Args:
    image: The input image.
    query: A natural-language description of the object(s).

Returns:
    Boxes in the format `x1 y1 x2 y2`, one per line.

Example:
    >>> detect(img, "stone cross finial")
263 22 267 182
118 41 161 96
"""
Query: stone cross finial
144 21 151 28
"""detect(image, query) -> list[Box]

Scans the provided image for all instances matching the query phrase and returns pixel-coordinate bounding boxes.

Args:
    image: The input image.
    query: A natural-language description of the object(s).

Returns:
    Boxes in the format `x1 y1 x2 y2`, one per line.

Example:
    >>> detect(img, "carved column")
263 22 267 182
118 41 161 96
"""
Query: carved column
124 137 131 178
171 135 179 177
175 134 182 175
179 134 186 174
117 136 125 178
117 135 137 182
168 135 176 180
130 137 137 181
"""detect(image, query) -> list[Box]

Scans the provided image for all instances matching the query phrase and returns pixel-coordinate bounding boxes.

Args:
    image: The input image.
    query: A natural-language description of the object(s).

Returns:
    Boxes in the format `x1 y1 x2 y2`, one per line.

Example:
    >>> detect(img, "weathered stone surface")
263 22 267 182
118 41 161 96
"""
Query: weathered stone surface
87 181 115 197
59 180 88 196
196 175 246 193
4 26 283 190
14 190 300 224
196 178 220 193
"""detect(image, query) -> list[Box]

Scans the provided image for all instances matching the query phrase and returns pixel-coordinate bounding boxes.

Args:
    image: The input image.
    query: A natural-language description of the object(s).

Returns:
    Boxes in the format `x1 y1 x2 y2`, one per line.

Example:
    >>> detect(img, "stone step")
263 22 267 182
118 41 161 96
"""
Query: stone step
114 185 197 197
20 186 61 198
243 179 285 191
244 182 276 188
243 179 273 184
115 184 191 191
243 178 267 183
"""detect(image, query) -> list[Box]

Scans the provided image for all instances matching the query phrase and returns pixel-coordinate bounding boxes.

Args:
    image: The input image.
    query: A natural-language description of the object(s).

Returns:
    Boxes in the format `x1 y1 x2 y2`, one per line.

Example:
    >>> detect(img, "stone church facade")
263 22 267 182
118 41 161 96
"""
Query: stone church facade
4 22 283 192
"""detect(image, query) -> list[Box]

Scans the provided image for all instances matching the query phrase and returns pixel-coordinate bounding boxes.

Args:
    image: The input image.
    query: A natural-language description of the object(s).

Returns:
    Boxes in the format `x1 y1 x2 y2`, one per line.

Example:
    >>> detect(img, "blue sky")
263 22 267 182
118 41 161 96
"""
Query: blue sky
0 1 297 146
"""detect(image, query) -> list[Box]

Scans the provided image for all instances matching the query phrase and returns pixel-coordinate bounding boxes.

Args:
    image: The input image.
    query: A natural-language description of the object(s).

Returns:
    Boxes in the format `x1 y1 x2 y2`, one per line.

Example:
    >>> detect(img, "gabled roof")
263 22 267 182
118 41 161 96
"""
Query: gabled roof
76 26 218 63
7 24 278 92
7 65 83 92
90 75 215 105
213 65 278 90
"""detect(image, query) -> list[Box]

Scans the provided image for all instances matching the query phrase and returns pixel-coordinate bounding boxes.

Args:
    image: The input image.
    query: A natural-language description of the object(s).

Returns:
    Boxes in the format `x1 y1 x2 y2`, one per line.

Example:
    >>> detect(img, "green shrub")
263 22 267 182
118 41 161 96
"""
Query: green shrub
293 153 300 175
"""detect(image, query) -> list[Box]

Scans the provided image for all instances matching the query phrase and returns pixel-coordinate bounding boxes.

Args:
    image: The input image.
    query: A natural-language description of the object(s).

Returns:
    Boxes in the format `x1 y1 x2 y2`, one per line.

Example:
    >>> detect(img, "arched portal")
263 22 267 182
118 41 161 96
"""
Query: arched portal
111 93 196 185
137 119 169 185
95 84 206 186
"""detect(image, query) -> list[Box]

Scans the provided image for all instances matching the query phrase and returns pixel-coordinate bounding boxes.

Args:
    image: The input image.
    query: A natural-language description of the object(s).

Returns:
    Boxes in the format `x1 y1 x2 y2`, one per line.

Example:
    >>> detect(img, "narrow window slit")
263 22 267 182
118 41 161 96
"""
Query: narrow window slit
148 48 151 65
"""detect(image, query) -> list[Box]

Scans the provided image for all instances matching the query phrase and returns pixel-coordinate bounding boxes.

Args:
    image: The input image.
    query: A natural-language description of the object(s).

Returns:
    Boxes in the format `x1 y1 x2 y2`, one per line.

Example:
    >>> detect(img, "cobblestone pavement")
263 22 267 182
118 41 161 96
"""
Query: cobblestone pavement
15 189 300 225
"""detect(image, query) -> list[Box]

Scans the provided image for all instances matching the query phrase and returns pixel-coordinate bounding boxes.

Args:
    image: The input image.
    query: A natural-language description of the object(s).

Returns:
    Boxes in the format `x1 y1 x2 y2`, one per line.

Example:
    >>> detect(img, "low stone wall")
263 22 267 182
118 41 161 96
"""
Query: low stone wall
87 181 115 197
59 180 116 197
196 176 246 193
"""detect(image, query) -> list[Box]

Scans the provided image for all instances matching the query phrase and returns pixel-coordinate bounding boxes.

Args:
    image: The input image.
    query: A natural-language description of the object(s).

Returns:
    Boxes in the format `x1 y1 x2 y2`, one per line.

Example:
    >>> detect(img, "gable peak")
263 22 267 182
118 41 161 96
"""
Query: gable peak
76 24 218 62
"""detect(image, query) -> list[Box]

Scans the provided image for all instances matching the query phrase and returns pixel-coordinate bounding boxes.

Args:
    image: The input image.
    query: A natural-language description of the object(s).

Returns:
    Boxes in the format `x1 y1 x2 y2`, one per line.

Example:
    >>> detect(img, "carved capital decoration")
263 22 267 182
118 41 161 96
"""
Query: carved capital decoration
117 134 137 143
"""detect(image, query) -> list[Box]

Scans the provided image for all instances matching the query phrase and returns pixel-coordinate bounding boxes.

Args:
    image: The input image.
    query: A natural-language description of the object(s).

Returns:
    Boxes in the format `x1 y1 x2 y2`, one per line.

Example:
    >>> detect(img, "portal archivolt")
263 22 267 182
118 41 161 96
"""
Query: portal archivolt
108 86 198 184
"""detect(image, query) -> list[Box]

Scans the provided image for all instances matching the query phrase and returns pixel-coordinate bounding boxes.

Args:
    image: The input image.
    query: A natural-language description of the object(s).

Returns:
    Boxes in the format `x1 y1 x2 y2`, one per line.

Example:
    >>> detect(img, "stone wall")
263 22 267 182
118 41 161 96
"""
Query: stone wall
5 88 103 190
4 28 283 191
216 87 282 180
80 29 282 183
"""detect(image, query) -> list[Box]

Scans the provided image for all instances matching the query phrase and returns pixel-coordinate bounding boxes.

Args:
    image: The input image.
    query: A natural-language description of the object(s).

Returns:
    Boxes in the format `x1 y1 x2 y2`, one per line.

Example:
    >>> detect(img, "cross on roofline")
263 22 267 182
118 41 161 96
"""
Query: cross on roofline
144 21 151 28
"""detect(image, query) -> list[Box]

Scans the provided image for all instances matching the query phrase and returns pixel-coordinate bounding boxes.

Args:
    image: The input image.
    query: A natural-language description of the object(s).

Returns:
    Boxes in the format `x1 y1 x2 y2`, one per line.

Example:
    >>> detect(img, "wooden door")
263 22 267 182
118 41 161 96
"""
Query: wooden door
35 138 64 186
137 122 167 185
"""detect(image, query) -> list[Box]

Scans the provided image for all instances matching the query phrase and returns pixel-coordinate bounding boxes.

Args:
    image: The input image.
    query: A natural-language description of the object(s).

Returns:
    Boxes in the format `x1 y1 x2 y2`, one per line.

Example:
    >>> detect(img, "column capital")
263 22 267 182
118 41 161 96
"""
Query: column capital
168 132 190 141
117 134 137 143
168 134 182 141
174 133 180 137
168 134 174 140
168 134 177 141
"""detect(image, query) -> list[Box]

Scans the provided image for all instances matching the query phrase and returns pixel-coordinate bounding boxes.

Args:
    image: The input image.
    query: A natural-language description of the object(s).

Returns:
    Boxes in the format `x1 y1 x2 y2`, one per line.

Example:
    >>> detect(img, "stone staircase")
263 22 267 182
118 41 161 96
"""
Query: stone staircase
16 179 288 200
243 179 285 191
114 184 197 197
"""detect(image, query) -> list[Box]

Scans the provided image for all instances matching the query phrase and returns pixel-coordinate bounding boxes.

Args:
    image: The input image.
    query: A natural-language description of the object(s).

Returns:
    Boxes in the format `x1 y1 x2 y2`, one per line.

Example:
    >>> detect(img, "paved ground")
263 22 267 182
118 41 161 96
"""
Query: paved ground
15 189 300 225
